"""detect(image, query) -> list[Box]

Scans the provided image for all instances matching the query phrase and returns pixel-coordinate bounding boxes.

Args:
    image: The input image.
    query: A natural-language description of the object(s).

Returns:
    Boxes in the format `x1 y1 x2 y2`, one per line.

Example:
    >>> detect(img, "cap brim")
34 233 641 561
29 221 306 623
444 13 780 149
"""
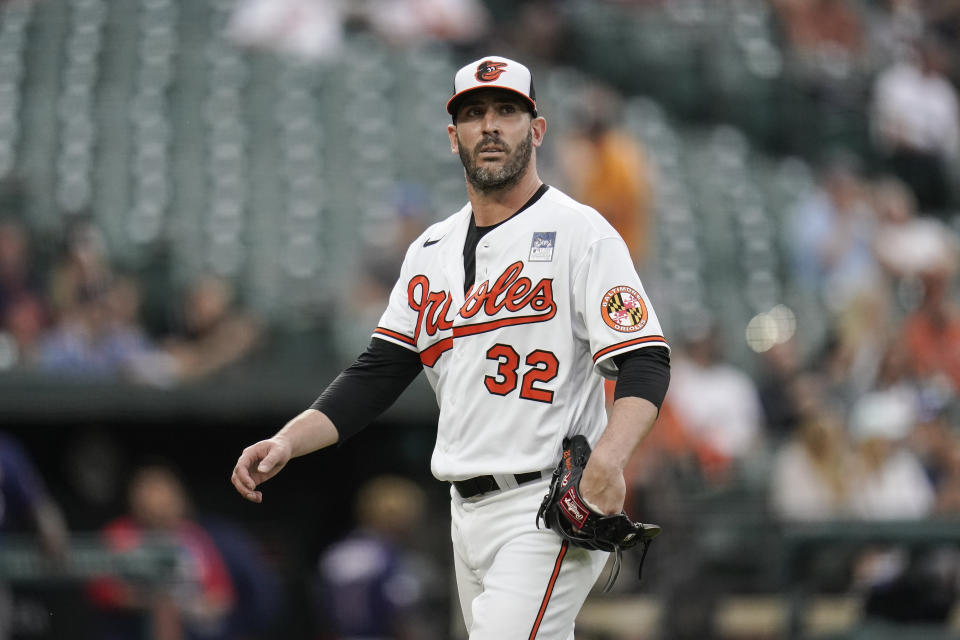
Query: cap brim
446 86 537 115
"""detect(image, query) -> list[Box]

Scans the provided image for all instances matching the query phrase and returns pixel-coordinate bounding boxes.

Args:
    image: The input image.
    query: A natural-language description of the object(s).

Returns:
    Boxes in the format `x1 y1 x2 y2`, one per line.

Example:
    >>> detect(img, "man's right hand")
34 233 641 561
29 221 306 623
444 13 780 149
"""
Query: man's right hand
231 436 292 503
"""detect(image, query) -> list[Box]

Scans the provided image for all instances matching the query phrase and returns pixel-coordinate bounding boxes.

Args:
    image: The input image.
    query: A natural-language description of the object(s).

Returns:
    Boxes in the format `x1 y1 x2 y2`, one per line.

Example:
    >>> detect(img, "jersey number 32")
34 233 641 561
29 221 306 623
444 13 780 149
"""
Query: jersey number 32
484 344 558 404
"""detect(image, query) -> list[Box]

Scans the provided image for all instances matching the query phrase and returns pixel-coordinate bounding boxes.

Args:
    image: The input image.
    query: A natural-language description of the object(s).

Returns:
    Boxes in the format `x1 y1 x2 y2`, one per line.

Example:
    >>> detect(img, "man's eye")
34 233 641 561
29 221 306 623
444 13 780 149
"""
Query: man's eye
500 105 517 114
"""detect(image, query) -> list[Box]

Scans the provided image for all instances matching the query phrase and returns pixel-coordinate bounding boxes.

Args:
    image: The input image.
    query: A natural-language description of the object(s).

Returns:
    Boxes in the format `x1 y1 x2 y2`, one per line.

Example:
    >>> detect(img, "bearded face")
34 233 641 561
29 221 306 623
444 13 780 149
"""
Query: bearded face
457 128 533 195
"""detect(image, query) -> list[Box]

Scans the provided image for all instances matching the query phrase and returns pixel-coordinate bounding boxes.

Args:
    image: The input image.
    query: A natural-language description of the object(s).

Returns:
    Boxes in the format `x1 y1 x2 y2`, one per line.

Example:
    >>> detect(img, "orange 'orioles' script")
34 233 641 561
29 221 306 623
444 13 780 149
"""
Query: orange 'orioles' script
408 261 556 351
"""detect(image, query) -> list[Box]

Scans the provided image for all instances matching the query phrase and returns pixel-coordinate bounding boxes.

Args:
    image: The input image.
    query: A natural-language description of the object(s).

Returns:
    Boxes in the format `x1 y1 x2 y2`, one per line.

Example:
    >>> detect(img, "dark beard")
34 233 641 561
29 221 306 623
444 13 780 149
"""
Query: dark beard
459 129 533 194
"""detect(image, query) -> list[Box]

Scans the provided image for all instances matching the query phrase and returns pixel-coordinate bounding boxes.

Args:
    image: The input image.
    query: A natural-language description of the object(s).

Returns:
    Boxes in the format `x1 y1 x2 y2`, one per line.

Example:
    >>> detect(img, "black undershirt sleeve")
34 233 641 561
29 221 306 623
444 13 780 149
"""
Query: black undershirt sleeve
310 338 423 442
611 346 670 409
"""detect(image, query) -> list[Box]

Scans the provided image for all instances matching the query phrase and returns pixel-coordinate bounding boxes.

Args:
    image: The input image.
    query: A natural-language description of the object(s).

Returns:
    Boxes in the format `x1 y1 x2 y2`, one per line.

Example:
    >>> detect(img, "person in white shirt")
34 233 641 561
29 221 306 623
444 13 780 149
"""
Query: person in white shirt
846 389 935 519
871 36 960 213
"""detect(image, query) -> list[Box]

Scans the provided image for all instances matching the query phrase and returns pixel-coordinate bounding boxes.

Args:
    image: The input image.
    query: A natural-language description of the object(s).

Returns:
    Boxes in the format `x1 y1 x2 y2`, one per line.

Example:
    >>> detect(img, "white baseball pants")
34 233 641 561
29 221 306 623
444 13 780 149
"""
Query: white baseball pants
451 478 608 639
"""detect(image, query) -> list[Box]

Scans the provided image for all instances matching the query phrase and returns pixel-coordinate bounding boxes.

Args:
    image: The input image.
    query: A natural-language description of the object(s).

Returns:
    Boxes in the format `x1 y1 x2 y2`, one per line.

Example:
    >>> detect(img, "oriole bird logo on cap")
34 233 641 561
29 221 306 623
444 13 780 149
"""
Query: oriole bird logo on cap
475 60 508 82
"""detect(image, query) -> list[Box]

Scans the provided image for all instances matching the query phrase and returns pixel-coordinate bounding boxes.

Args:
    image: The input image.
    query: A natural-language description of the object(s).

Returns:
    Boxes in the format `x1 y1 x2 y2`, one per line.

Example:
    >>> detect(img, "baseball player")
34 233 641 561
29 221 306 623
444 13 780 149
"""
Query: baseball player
231 55 671 638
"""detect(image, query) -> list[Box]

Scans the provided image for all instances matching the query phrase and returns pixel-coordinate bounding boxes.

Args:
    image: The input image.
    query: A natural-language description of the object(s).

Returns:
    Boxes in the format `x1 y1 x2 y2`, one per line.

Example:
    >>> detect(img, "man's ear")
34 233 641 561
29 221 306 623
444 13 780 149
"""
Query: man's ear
531 117 547 148
448 124 459 154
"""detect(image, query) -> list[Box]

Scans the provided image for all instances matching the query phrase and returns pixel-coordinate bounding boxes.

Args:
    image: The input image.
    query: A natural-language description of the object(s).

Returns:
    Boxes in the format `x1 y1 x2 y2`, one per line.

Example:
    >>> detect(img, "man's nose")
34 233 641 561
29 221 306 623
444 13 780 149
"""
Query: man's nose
481 110 500 134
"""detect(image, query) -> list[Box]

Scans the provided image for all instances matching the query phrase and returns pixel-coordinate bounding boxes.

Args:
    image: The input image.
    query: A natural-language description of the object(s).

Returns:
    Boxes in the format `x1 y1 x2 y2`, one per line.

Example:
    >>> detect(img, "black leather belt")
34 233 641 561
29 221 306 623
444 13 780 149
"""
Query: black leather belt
453 471 543 499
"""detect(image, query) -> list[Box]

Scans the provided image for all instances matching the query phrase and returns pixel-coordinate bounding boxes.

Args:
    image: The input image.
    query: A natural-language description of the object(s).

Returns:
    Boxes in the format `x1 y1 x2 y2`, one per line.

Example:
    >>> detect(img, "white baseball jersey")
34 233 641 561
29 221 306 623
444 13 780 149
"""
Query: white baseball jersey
373 186 668 481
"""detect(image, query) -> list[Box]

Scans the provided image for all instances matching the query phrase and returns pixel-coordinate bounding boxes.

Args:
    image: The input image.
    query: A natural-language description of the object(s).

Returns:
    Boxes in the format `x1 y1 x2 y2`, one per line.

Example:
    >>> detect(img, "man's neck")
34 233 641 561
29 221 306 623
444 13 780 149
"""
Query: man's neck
467 167 543 227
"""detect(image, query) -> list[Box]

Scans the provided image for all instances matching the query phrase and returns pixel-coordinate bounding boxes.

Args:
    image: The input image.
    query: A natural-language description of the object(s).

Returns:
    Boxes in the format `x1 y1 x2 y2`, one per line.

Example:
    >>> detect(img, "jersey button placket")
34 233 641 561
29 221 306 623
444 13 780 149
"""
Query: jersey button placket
479 243 490 278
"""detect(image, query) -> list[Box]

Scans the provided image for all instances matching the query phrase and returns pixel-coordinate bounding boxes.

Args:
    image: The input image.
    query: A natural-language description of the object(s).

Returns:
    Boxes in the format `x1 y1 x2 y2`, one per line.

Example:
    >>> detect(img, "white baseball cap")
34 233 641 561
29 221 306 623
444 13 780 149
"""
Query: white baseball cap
446 55 537 118
849 391 915 442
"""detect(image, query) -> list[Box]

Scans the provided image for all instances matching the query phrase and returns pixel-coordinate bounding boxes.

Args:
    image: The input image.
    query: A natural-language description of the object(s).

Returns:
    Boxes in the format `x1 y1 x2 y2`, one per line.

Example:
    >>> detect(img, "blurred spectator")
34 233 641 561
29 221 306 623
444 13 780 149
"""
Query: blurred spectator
775 0 866 59
62 430 127 530
198 515 282 640
36 283 115 376
872 175 960 282
774 0 867 85
898 238 960 391
846 390 935 519
786 152 880 312
756 339 810 438
87 464 236 640
846 387 947 625
47 216 112 320
557 104 656 266
227 0 489 60
356 0 490 48
826 294 901 403
906 390 960 510
226 0 346 62
769 411 852 521
35 276 176 383
664 326 764 484
0 219 47 367
0 432 69 640
315 475 445 640
163 275 261 381
492 0 565 64
871 35 959 213
104 276 180 385
7 220 259 383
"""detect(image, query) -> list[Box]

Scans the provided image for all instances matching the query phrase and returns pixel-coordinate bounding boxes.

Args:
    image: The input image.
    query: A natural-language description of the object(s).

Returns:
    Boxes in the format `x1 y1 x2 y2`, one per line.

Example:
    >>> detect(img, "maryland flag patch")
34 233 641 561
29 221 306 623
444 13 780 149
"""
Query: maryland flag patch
601 285 648 332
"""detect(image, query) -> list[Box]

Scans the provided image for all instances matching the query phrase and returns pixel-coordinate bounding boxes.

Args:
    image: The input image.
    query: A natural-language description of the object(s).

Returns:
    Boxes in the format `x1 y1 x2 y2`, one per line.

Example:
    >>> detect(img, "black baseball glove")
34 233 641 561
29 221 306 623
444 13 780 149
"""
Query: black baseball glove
536 435 661 591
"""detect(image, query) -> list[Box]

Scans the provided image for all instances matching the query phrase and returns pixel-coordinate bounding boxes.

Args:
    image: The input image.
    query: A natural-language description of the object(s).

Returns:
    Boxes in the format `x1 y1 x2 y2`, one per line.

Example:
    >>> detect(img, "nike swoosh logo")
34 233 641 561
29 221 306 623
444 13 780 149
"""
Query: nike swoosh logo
423 236 444 247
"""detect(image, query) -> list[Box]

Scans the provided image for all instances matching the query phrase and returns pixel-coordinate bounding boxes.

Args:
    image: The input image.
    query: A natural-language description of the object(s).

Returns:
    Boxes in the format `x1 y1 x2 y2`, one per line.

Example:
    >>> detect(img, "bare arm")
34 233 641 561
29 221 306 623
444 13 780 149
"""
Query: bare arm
579 396 659 515
230 409 339 503
231 339 422 503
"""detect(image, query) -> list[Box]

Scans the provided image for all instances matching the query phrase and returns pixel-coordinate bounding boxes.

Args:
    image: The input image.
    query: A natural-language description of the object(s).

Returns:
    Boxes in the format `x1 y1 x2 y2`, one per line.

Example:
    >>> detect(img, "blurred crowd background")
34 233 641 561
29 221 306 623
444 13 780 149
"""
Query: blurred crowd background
2 0 960 638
